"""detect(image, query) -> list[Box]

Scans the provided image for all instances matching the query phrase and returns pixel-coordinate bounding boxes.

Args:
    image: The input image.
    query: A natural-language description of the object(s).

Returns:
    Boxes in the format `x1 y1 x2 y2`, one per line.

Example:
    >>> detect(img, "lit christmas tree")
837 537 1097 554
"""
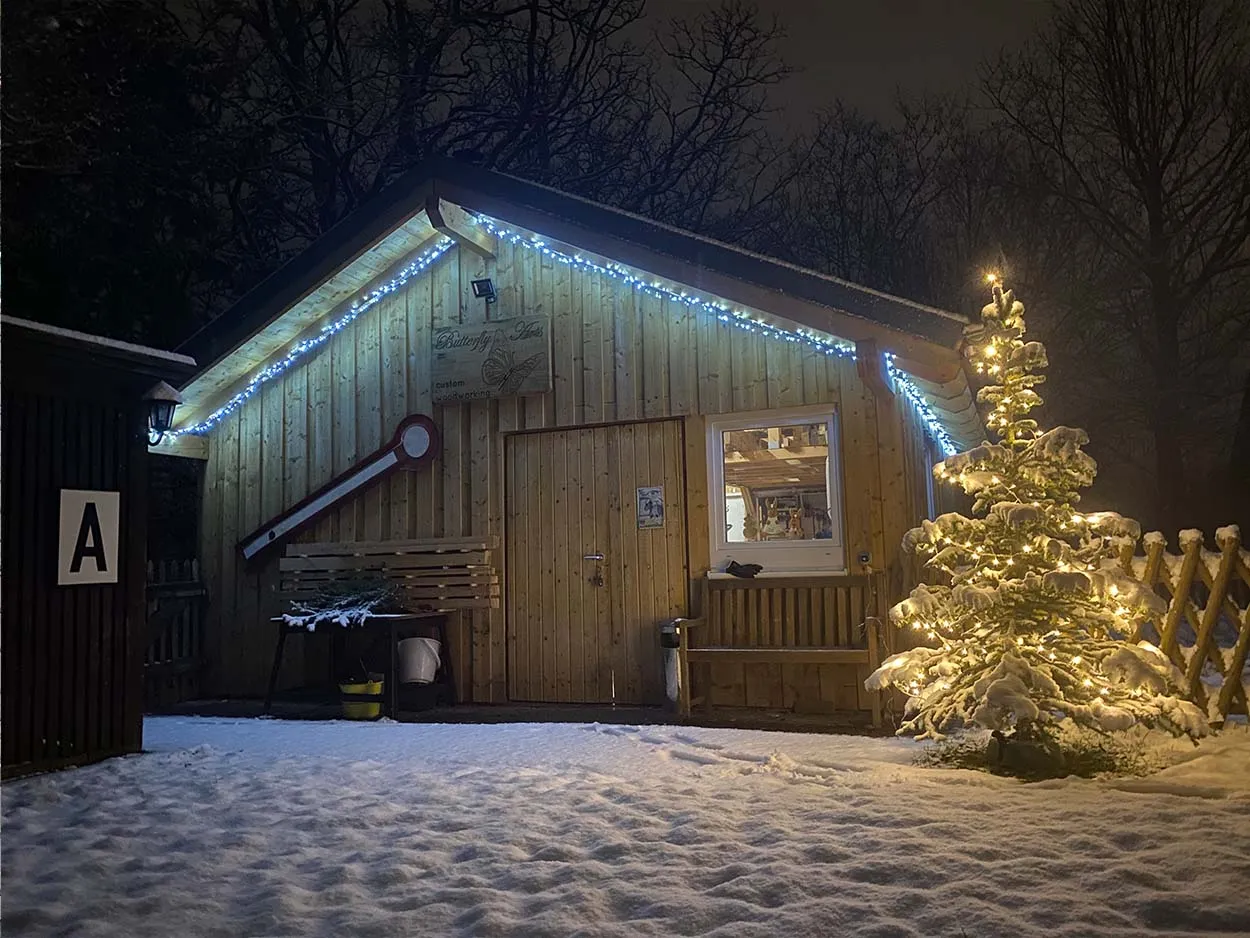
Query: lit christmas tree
866 281 1208 746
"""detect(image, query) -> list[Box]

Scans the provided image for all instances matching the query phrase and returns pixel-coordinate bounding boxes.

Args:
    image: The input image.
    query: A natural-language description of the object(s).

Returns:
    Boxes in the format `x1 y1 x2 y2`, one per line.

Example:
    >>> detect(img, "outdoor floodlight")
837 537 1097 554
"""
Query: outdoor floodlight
471 278 497 304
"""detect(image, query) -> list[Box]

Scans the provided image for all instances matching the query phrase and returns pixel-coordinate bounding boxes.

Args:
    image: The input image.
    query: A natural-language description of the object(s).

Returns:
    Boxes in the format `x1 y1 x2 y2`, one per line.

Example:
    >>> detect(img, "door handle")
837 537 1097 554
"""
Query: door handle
583 553 604 561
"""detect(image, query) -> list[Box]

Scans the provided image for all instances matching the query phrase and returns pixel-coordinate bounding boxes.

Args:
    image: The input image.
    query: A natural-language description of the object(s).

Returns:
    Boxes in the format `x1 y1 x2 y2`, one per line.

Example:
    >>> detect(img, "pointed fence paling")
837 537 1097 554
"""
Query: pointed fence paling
145 559 207 709
1116 525 1249 724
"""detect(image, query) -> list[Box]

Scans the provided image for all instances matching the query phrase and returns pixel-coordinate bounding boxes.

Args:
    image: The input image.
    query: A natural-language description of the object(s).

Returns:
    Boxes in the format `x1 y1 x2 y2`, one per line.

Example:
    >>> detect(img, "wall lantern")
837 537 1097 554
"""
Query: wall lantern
143 381 184 446
470 278 497 304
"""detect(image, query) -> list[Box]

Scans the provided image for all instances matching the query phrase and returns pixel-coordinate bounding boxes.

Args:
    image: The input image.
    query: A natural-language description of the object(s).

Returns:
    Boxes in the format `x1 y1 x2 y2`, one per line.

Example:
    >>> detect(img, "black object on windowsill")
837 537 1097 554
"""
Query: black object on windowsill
726 560 763 578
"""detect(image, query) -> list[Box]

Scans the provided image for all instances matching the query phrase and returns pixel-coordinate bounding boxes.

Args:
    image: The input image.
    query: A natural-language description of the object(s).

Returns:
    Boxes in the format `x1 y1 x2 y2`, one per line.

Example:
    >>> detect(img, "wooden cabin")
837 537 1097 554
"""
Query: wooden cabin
2 317 196 777
162 159 981 717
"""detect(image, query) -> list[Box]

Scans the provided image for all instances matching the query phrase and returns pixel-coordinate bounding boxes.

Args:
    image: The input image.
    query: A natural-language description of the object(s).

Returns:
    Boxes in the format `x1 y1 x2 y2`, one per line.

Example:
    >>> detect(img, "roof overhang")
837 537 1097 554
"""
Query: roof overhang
171 161 983 451
3 316 197 378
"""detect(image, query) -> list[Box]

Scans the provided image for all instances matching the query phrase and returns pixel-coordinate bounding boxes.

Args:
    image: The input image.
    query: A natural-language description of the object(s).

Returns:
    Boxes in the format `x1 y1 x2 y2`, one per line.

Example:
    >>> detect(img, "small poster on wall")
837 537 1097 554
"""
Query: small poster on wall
431 316 552 403
637 486 665 529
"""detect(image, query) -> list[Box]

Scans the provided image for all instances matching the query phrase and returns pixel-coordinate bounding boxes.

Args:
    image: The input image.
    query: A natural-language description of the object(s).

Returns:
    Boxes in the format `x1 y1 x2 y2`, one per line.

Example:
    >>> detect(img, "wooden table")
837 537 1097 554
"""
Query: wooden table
264 611 451 718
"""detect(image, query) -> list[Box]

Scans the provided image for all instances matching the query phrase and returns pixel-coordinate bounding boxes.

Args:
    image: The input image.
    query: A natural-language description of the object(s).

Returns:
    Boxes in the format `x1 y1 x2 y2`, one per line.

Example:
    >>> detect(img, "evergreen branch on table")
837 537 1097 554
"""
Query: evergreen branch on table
282 580 400 631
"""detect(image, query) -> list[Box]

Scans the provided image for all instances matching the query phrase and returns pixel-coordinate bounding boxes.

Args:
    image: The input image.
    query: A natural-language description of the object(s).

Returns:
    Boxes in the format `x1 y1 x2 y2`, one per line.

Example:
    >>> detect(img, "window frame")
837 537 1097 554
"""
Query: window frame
706 405 846 575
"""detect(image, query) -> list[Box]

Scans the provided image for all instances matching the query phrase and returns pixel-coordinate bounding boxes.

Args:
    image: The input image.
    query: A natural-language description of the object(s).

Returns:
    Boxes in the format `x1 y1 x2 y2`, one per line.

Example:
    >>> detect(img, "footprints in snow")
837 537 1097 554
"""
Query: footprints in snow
585 723 842 782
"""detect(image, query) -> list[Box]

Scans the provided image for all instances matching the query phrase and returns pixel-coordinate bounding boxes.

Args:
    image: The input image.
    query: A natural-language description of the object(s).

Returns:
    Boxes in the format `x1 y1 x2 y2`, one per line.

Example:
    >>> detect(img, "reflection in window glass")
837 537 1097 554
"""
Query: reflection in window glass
722 422 832 543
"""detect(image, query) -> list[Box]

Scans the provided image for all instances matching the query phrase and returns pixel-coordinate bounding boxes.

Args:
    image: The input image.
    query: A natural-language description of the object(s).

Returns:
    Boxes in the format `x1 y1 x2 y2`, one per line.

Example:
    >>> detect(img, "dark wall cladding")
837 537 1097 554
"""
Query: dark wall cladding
0 325 174 779
1 387 142 776
148 454 203 560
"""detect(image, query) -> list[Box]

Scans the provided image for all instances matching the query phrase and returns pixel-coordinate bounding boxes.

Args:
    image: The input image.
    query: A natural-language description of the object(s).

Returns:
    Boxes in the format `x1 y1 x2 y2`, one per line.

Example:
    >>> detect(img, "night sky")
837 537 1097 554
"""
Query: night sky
651 0 1052 123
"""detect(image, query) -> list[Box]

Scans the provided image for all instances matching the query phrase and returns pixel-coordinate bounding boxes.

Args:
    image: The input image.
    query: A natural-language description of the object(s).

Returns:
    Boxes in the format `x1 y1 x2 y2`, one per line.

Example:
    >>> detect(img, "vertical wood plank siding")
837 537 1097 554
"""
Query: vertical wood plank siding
2 386 147 777
200 238 946 700
505 420 687 705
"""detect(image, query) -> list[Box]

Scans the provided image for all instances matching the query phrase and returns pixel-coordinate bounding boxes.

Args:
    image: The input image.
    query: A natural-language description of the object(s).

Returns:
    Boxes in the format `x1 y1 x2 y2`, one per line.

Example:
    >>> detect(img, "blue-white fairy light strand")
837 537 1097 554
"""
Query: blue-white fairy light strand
885 353 959 456
171 237 455 437
471 216 858 360
174 213 960 456
479 216 958 455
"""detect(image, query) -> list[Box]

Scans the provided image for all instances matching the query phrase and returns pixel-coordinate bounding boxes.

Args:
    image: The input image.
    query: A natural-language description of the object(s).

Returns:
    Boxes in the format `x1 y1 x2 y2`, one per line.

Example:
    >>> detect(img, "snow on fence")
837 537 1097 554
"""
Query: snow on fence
144 559 207 710
1116 525 1249 724
899 524 1249 725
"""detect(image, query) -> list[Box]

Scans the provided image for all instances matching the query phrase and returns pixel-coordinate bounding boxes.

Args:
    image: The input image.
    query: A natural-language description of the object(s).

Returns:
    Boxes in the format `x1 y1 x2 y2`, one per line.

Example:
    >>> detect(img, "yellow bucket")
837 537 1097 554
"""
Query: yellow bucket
338 679 383 720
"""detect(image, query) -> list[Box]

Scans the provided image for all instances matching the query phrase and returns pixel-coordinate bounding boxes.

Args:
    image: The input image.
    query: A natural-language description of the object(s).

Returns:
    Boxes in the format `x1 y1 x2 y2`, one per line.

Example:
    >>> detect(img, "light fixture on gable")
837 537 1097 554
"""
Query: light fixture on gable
471 278 497 304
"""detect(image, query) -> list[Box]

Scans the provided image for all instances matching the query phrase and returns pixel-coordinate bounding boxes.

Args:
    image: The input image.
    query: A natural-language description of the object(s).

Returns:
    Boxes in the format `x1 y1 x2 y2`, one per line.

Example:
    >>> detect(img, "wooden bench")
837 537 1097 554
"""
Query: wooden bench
278 537 500 610
676 574 884 726
265 537 500 714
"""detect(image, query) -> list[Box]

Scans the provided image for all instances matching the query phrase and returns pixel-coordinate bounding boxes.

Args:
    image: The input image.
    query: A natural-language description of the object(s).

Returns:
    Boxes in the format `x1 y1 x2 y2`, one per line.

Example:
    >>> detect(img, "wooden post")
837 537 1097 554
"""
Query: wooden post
678 621 692 718
866 619 882 729
124 403 150 754
1133 537 1167 642
1187 529 1239 700
1159 538 1202 663
1216 598 1250 721
854 339 894 401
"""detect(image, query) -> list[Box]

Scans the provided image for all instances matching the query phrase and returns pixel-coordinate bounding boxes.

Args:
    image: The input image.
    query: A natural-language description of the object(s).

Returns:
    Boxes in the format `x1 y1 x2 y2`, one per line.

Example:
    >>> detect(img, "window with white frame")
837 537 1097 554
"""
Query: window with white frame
707 406 845 574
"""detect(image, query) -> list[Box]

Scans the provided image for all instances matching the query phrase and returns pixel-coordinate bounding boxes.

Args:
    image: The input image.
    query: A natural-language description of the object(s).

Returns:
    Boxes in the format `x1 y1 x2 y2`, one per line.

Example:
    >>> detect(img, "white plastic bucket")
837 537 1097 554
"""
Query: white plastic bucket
398 637 441 684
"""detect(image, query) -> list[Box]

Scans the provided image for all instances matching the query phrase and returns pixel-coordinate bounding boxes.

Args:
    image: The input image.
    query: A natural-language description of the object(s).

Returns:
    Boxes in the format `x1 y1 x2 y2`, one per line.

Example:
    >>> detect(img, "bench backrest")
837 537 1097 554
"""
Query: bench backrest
280 537 499 610
697 574 883 648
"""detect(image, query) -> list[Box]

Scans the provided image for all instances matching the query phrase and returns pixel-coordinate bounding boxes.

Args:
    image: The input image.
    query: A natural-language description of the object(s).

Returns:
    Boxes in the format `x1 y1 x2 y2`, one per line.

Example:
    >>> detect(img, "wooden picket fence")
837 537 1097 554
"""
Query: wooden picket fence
1116 525 1249 724
898 523 1249 724
144 559 208 710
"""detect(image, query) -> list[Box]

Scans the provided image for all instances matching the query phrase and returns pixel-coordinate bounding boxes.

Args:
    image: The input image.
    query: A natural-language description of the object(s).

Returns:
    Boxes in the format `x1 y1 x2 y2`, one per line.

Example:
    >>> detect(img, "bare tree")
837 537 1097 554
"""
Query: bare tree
2 0 231 345
982 0 1250 530
189 0 794 304
618 0 794 235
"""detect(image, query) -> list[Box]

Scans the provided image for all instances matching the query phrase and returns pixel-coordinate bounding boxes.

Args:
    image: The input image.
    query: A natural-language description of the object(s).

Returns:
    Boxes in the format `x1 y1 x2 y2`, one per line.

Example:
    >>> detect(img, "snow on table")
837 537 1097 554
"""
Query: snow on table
4 718 1249 938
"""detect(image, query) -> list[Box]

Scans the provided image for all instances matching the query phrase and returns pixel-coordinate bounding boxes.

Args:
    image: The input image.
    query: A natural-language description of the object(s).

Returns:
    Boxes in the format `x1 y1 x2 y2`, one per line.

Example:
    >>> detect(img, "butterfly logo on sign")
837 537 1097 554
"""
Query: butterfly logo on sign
481 343 546 397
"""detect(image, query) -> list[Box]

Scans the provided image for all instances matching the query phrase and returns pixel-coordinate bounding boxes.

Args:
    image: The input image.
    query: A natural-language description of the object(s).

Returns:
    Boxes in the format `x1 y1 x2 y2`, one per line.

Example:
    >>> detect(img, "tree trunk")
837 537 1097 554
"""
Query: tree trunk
1149 280 1187 533
1231 368 1250 527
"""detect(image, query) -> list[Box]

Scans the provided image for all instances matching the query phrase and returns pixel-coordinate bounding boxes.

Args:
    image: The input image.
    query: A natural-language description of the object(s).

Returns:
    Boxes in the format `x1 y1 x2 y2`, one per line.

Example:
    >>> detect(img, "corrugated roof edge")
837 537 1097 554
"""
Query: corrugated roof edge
178 157 967 373
478 165 968 325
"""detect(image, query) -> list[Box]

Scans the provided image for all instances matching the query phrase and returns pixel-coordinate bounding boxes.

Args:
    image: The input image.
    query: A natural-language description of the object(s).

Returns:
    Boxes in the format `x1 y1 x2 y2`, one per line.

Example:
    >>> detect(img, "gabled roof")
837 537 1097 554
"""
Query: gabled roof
173 158 981 448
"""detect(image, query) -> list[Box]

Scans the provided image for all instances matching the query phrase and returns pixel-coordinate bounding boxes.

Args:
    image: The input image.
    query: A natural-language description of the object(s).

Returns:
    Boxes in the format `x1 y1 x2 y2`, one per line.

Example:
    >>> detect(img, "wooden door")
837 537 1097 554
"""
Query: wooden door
506 420 688 704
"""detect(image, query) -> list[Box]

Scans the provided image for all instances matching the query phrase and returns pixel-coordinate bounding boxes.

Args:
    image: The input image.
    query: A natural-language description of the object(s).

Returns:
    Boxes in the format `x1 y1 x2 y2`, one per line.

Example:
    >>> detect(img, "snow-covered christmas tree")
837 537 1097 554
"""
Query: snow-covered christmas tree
866 281 1208 744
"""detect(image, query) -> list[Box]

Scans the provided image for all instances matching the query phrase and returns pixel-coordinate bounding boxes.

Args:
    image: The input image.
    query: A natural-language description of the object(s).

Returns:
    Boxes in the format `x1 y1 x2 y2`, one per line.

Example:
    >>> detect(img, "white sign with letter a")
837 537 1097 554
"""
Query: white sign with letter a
58 490 120 585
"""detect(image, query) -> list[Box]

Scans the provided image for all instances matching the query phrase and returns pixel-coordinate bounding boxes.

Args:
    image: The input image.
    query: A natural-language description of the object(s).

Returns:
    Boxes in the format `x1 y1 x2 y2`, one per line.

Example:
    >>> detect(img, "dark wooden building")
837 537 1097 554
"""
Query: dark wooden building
2 317 195 778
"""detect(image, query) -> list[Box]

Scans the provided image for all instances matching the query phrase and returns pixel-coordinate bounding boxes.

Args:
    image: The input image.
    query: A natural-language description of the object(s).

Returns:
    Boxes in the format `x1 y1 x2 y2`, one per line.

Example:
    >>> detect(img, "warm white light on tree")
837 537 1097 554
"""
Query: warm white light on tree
866 284 1208 742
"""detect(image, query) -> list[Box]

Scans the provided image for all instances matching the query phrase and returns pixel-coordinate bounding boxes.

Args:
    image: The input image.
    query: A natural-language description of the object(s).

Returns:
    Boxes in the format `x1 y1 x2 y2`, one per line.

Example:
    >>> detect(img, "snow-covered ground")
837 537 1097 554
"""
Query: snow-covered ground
4 718 1249 938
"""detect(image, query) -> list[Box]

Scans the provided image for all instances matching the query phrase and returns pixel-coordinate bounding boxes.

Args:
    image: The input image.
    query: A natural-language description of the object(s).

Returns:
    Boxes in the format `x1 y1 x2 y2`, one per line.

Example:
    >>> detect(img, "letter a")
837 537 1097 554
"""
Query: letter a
71 501 108 573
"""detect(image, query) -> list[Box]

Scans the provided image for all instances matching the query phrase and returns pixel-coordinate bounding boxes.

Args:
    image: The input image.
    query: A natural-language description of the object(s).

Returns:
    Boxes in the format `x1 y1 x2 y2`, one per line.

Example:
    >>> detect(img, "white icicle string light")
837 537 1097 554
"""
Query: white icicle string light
171 237 456 437
174 214 959 454
470 216 859 358
885 353 958 456
475 214 961 455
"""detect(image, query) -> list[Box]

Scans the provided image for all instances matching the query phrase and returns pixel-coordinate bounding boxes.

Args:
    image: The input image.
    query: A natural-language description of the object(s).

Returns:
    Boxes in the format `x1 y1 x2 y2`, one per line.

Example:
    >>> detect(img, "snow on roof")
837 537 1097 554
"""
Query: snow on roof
2 316 197 368
490 167 970 326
